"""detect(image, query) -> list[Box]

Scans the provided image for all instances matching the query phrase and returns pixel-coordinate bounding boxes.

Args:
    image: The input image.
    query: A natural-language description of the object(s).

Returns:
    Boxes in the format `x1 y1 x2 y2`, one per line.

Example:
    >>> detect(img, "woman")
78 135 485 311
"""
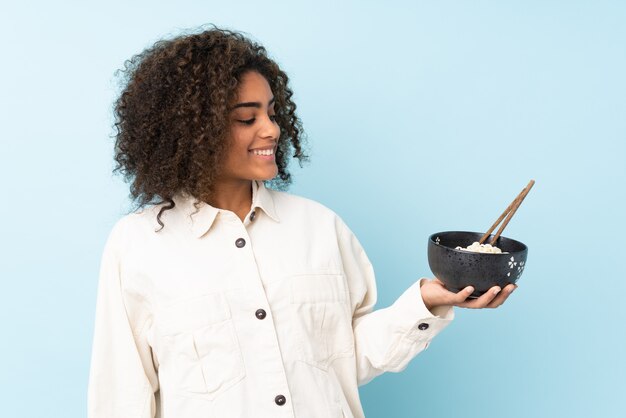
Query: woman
88 24 516 418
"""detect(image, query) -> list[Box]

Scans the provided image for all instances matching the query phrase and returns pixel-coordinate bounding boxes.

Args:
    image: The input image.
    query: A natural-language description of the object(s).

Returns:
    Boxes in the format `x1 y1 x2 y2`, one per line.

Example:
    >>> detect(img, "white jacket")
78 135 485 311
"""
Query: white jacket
87 180 454 418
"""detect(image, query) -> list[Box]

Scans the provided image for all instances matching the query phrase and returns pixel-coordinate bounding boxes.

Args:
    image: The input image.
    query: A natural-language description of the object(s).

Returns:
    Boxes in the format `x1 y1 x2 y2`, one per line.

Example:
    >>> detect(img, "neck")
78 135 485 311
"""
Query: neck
208 179 254 221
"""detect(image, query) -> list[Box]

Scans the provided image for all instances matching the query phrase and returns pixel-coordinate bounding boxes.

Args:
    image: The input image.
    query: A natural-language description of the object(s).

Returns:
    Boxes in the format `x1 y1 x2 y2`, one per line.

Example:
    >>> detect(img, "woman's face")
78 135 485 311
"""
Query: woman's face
219 70 280 183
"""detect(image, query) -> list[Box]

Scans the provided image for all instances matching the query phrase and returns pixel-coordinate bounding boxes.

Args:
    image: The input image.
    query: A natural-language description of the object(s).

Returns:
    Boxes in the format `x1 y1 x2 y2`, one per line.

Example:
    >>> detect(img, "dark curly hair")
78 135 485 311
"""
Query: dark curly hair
111 24 309 230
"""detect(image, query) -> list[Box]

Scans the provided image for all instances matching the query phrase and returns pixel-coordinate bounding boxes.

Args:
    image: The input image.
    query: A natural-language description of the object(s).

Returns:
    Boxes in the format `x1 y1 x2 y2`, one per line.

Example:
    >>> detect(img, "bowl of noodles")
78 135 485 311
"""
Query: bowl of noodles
427 231 528 298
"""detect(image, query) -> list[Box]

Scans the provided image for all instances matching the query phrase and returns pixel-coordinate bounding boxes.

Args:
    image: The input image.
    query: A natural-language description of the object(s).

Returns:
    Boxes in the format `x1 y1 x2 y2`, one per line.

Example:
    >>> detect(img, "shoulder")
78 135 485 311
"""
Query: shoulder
103 203 167 250
269 188 342 223
267 188 357 238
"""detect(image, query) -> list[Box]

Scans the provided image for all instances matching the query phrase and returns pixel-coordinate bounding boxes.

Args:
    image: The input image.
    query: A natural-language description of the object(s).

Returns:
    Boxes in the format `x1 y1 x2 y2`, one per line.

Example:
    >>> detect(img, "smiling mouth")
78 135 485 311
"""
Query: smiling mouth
249 148 275 156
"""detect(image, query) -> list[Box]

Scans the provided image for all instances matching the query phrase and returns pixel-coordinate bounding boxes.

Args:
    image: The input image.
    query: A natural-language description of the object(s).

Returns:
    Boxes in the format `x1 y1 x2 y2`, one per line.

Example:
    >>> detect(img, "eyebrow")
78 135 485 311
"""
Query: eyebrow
231 97 275 110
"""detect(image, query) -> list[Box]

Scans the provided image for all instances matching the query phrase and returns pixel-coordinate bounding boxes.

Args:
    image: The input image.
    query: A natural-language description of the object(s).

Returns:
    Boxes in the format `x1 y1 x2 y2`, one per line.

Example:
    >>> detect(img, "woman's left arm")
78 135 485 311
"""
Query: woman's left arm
335 217 454 386
335 217 517 387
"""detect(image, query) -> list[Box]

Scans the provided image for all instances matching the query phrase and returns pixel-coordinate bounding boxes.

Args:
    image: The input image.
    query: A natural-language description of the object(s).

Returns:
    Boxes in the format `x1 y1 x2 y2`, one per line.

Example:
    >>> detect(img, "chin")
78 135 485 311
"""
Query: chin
255 168 278 181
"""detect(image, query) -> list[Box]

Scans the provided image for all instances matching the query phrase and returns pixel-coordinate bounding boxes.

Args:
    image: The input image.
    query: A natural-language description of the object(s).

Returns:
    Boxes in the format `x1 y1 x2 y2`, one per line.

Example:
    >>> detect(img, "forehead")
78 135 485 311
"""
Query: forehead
236 71 273 100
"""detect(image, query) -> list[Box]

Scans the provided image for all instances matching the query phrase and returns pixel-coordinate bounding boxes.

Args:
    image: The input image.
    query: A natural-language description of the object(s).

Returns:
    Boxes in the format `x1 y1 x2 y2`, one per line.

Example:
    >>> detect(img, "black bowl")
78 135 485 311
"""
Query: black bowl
427 231 528 298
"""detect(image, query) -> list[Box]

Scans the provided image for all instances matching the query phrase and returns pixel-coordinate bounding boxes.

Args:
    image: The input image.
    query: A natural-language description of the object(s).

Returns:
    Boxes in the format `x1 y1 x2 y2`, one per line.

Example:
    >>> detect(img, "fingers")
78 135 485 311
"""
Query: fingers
453 286 475 304
426 278 518 310
422 279 475 310
457 285 502 308
457 284 517 309
486 284 517 308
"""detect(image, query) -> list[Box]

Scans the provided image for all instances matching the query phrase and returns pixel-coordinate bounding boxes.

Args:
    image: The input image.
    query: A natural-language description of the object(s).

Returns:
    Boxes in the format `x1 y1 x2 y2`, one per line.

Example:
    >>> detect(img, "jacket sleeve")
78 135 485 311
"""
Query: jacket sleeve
88 219 158 418
335 216 454 386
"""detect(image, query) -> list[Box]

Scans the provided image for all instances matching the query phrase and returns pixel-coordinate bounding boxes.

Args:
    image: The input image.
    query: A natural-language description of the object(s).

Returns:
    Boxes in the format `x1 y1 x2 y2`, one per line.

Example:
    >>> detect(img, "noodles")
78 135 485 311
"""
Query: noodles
455 241 508 254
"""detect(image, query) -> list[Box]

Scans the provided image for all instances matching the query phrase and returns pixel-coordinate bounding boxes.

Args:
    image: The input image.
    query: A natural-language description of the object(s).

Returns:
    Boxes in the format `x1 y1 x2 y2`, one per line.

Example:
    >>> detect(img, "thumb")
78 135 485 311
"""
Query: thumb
454 286 475 304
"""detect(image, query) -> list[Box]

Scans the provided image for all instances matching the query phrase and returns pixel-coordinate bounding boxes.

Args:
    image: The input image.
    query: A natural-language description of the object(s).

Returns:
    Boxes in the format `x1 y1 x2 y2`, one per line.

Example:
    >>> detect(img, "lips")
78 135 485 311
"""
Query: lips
249 148 275 156
249 143 277 160
248 145 276 151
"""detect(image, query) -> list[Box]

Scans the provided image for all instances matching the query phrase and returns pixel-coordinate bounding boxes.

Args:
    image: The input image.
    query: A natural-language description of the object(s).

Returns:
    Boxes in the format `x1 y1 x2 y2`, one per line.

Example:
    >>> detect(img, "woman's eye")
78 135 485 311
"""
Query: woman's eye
237 115 277 125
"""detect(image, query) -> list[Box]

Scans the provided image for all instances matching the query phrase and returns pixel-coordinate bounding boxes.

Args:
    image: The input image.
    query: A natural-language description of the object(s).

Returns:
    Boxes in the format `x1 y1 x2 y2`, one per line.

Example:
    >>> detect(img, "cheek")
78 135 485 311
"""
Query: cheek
227 130 251 155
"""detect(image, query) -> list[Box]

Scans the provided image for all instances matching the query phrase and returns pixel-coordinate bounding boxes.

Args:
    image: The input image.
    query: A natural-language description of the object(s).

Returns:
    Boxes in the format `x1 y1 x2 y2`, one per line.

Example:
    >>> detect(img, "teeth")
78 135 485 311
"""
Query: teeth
251 149 274 156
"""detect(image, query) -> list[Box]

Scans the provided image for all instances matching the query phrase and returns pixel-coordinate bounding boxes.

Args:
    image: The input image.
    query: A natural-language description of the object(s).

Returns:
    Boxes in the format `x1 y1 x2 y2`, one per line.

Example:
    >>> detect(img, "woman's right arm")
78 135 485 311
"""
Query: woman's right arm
88 220 158 418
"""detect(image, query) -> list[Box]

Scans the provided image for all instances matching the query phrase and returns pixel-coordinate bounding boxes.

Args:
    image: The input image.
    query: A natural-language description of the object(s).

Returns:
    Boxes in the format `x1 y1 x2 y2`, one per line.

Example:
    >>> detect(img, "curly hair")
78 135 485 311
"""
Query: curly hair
111 24 309 230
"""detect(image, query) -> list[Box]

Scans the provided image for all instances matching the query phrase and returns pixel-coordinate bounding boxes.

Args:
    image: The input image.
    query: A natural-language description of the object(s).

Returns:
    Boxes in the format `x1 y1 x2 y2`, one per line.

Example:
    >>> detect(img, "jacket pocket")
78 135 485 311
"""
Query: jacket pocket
290 273 355 370
157 292 245 400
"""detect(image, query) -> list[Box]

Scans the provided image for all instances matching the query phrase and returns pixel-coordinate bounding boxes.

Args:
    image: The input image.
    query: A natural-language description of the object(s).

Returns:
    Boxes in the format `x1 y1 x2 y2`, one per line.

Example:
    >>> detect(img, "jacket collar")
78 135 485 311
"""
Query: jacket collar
170 180 279 239
252 179 280 223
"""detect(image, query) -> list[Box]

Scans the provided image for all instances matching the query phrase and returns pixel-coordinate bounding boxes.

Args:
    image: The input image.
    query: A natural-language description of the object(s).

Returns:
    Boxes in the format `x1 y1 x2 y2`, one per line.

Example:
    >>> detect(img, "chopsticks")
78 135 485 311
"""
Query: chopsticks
479 180 535 246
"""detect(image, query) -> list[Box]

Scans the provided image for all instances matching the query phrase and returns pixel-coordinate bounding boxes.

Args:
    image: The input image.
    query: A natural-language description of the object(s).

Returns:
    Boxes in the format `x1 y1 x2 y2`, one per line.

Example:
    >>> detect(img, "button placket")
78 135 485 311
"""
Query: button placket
228 224 291 410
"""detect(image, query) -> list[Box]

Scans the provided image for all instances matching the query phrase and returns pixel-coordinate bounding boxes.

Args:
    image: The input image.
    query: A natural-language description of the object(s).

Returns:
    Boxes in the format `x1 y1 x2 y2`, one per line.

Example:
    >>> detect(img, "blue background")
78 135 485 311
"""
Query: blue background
1 1 624 417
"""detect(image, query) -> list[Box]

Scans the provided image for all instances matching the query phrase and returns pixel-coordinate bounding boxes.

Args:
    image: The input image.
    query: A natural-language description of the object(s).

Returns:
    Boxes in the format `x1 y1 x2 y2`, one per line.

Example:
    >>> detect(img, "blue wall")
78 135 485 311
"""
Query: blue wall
1 1 624 417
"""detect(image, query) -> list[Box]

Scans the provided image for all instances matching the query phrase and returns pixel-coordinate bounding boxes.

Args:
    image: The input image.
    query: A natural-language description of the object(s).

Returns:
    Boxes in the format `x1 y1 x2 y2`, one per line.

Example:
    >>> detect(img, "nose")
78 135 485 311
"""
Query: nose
260 114 280 141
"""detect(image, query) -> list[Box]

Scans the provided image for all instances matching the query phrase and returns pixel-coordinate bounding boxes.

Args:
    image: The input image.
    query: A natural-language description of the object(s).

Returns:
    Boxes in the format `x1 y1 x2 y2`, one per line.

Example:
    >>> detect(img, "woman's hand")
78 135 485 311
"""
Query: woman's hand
420 278 517 312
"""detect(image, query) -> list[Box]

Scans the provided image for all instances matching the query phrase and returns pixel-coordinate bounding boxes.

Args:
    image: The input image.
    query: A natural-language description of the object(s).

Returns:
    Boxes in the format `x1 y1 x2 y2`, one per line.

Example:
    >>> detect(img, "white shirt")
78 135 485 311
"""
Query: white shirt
88 180 454 418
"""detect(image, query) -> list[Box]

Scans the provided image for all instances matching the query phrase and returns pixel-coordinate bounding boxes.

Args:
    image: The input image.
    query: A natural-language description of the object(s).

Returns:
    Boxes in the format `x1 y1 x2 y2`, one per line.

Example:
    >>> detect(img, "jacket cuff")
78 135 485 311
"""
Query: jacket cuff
391 278 454 342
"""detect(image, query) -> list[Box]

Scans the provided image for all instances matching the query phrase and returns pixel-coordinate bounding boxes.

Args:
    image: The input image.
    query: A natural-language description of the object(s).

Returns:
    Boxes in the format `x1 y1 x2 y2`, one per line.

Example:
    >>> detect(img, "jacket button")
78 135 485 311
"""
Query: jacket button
418 323 429 331
235 238 246 248
249 211 256 221
274 395 286 406
255 309 267 320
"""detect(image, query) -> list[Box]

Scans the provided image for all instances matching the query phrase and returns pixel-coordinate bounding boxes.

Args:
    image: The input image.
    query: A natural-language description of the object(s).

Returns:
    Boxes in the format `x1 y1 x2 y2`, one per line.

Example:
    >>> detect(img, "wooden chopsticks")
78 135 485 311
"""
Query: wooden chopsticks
479 180 535 246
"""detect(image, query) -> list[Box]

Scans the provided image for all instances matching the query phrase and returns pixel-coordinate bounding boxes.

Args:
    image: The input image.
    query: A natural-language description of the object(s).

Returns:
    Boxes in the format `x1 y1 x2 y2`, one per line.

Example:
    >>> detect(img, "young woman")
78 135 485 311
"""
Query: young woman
88 24 516 418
